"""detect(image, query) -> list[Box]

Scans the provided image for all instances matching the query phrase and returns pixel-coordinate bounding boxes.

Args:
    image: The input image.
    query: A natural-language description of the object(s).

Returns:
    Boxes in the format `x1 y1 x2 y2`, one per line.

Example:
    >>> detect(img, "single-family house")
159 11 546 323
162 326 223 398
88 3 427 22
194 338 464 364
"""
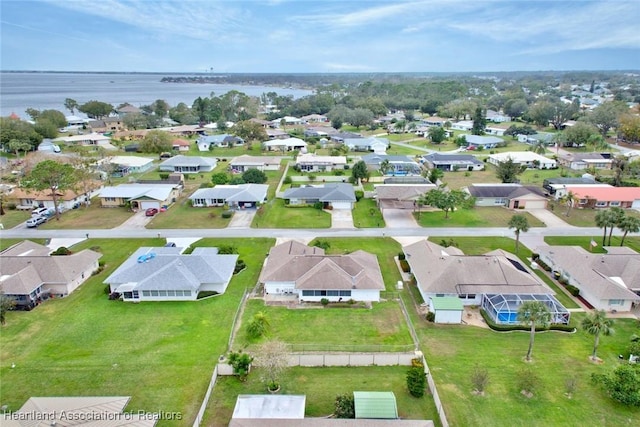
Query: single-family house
422 153 484 171
266 128 290 139
231 395 306 422
189 184 268 208
488 152 557 169
164 124 206 136
463 135 503 150
65 115 88 127
172 138 191 152
89 117 125 133
565 185 640 209
116 104 142 116
465 183 548 209
486 110 511 123
262 137 307 152
37 139 61 153
374 184 437 209
249 118 272 128
422 116 447 127
98 183 181 210
282 183 356 209
114 129 149 140
362 154 421 175
330 132 362 144
518 132 556 146
301 114 329 123
54 133 116 150
558 152 612 170
343 137 388 154
1 396 156 427
542 177 598 196
259 241 385 302
0 241 102 309
296 153 347 172
101 156 155 175
159 155 216 173
451 120 473 131
197 134 244 149
404 240 569 325
484 124 509 136
229 155 282 172
536 246 640 312
105 246 238 302
304 126 338 138
10 182 103 211
272 116 302 127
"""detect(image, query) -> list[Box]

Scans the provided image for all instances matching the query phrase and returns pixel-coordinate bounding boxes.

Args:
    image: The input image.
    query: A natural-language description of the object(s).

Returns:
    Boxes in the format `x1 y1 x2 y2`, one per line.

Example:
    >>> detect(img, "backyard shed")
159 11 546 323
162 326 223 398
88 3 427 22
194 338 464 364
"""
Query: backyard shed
353 391 398 419
429 297 464 324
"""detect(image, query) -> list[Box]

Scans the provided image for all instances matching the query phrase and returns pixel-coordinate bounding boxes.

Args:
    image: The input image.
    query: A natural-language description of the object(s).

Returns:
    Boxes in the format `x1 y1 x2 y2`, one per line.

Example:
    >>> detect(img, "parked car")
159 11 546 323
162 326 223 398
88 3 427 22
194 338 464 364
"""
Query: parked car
164 242 176 247
26 216 46 228
145 208 159 217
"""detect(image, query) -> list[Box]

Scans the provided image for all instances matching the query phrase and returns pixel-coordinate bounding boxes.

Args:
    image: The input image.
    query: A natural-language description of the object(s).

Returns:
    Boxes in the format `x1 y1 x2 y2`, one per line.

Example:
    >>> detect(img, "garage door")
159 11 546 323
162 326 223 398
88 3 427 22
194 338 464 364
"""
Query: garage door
632 199 640 209
331 202 352 210
525 200 547 209
140 201 160 210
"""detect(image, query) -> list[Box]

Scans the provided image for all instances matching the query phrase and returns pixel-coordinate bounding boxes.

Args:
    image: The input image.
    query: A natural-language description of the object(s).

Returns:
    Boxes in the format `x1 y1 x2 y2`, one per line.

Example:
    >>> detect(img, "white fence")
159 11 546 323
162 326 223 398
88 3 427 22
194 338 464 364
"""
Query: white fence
191 365 218 427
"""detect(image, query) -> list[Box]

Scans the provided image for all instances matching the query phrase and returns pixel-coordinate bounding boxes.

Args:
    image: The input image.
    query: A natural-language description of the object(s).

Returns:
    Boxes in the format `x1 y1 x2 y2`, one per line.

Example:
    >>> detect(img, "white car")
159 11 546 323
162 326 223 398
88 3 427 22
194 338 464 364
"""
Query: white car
26 216 46 228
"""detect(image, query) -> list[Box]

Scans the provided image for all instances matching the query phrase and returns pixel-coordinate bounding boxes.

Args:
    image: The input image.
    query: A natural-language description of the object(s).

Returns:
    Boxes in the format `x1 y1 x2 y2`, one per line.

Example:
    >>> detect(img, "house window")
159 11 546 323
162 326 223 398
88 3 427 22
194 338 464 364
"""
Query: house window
302 290 313 297
150 290 159 297
166 290 175 297
609 299 624 306
142 291 151 297
436 294 445 297
327 290 340 296
158 290 167 297
609 201 620 207
595 201 607 207
579 199 587 205
132 291 139 299
104 197 116 202
494 198 506 205
194 198 206 205
339 290 351 297
183 290 191 297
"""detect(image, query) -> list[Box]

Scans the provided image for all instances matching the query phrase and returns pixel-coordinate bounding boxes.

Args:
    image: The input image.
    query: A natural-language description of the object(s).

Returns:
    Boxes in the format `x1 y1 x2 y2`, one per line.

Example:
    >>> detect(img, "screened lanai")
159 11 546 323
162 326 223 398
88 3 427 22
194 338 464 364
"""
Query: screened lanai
481 293 570 325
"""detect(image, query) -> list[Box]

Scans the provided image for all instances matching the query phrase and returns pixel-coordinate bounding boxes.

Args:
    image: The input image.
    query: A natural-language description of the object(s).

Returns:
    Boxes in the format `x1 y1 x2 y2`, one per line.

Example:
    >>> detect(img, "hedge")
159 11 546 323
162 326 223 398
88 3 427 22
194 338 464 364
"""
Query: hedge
399 259 410 273
480 309 575 333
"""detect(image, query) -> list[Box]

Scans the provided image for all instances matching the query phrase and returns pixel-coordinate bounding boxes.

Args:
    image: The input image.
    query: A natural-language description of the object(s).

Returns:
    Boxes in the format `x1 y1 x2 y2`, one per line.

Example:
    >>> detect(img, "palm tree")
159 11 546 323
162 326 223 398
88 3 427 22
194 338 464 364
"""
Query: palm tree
379 159 392 176
608 207 626 246
508 214 530 254
618 215 640 246
517 301 551 362
560 191 578 217
595 209 617 247
581 310 614 361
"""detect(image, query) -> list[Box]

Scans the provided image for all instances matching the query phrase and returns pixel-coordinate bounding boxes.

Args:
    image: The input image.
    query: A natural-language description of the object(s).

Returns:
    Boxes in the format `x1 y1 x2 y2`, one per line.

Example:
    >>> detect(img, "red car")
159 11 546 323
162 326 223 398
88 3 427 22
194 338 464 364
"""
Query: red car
145 208 159 217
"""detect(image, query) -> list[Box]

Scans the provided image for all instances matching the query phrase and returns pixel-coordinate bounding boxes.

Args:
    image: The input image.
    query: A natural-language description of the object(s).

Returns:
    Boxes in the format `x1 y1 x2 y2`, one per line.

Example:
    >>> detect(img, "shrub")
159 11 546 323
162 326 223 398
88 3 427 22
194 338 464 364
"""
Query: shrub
219 245 238 254
247 311 270 339
228 351 253 381
234 259 246 274
471 364 490 393
313 201 324 210
7 202 16 210
354 190 364 201
51 247 71 256
221 210 234 219
283 176 292 184
313 239 331 250
399 259 410 273
398 252 406 261
159 172 170 180
333 170 344 176
565 284 580 296
479 308 575 332
518 367 541 395
411 358 424 368
407 366 426 397
592 364 640 406
321 298 329 306
334 394 355 418
426 311 435 322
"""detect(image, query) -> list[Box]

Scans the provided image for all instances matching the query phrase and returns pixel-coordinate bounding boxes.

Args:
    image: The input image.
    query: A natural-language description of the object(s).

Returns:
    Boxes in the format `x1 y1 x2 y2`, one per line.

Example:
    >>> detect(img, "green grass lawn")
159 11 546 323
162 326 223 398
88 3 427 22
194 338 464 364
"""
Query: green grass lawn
544 235 640 254
0 237 274 427
385 144 427 157
418 316 640 427
252 199 331 228
352 198 385 228
39 201 134 229
441 168 499 190
414 207 545 228
0 209 31 229
147 204 231 229
546 200 640 227
204 366 440 427
236 299 413 350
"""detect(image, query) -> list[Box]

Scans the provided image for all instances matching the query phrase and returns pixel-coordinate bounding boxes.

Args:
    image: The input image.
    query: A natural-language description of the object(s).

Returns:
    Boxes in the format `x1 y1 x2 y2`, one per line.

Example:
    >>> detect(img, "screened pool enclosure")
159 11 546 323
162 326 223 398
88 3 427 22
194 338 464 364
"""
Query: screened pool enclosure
481 293 570 325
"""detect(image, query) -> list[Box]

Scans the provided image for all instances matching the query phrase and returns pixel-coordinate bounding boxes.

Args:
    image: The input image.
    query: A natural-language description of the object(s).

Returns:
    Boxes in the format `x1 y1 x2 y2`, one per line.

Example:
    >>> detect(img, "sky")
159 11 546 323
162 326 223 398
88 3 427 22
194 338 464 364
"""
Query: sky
1 0 639 73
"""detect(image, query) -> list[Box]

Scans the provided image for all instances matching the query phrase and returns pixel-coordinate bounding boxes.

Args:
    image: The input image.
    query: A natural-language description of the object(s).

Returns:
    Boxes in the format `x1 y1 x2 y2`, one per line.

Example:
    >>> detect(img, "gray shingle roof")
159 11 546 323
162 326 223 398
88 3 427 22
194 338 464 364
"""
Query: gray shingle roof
160 155 216 168
423 153 483 165
283 183 356 202
189 184 268 203
467 184 546 198
375 184 436 201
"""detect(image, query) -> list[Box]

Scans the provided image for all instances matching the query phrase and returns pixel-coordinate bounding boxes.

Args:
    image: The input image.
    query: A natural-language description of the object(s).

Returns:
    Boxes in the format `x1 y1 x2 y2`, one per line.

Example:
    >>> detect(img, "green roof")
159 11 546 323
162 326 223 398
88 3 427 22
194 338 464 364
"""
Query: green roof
353 391 398 419
431 296 464 311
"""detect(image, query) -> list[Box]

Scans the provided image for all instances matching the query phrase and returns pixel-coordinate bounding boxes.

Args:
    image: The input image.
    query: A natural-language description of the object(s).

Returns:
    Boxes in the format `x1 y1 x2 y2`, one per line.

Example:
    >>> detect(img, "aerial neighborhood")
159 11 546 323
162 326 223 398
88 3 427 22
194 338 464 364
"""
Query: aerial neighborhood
2 71 640 427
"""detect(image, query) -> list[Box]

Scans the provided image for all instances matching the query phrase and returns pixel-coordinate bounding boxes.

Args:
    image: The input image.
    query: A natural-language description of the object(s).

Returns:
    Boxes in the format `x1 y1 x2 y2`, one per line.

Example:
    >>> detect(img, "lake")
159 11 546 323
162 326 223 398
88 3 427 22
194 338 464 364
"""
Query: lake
0 72 313 118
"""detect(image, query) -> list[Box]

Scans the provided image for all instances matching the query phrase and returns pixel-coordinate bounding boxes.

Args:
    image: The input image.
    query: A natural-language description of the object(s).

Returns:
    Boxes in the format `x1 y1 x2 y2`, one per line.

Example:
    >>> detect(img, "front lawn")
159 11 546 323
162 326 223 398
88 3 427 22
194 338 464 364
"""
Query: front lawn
236 299 413 350
544 235 640 254
419 316 640 427
0 237 274 427
0 209 31 229
204 366 440 427
39 201 133 229
546 200 640 227
414 207 545 228
352 198 385 228
146 204 231 229
253 199 330 228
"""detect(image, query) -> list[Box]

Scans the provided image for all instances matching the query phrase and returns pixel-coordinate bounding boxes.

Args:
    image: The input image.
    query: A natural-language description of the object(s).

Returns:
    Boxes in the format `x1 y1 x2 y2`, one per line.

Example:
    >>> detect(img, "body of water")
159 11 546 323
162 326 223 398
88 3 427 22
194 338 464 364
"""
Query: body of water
0 72 313 118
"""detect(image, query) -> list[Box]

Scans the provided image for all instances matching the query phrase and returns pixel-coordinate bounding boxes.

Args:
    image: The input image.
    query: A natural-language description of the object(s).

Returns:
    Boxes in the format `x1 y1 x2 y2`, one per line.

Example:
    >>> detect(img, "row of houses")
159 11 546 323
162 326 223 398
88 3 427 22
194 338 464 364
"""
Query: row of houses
5 238 636 319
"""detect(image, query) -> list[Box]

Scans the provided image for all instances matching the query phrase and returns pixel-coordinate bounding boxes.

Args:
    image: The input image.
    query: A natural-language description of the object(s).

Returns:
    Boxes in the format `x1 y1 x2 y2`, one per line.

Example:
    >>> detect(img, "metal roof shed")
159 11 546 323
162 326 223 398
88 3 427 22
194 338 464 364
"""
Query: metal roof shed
430 296 464 324
353 391 398 419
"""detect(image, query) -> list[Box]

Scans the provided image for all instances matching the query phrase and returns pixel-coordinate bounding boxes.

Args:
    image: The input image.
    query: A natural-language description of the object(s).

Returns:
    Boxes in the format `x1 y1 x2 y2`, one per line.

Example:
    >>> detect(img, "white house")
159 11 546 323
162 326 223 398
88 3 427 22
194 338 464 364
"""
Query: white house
262 137 307 152
189 184 268 208
296 153 347 172
451 120 473 131
159 155 216 173
488 152 557 169
229 155 281 172
105 246 238 302
259 241 385 302
343 137 389 154
54 133 115 150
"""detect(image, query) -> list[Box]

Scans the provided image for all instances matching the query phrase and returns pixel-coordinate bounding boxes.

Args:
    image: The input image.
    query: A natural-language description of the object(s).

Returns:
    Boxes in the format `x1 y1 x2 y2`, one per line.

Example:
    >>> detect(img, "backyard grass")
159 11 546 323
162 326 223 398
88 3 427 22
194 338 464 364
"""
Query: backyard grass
418 315 640 427
0 209 31 229
252 198 330 228
352 197 385 228
414 207 545 228
385 143 428 157
441 168 499 190
236 299 413 351
203 366 440 427
0 237 274 427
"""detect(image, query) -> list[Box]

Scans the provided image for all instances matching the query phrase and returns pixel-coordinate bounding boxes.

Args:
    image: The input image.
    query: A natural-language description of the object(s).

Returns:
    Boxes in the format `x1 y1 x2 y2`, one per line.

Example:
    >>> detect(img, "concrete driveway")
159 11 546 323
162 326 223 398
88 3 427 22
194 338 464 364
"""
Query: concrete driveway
228 209 256 228
113 210 154 230
525 208 573 228
330 209 354 228
382 208 417 228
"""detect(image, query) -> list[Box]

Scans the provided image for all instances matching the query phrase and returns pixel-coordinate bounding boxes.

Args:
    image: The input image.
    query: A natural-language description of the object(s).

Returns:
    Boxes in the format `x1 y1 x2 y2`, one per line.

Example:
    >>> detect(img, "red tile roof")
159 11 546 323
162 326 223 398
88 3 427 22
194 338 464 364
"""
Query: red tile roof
567 186 640 202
